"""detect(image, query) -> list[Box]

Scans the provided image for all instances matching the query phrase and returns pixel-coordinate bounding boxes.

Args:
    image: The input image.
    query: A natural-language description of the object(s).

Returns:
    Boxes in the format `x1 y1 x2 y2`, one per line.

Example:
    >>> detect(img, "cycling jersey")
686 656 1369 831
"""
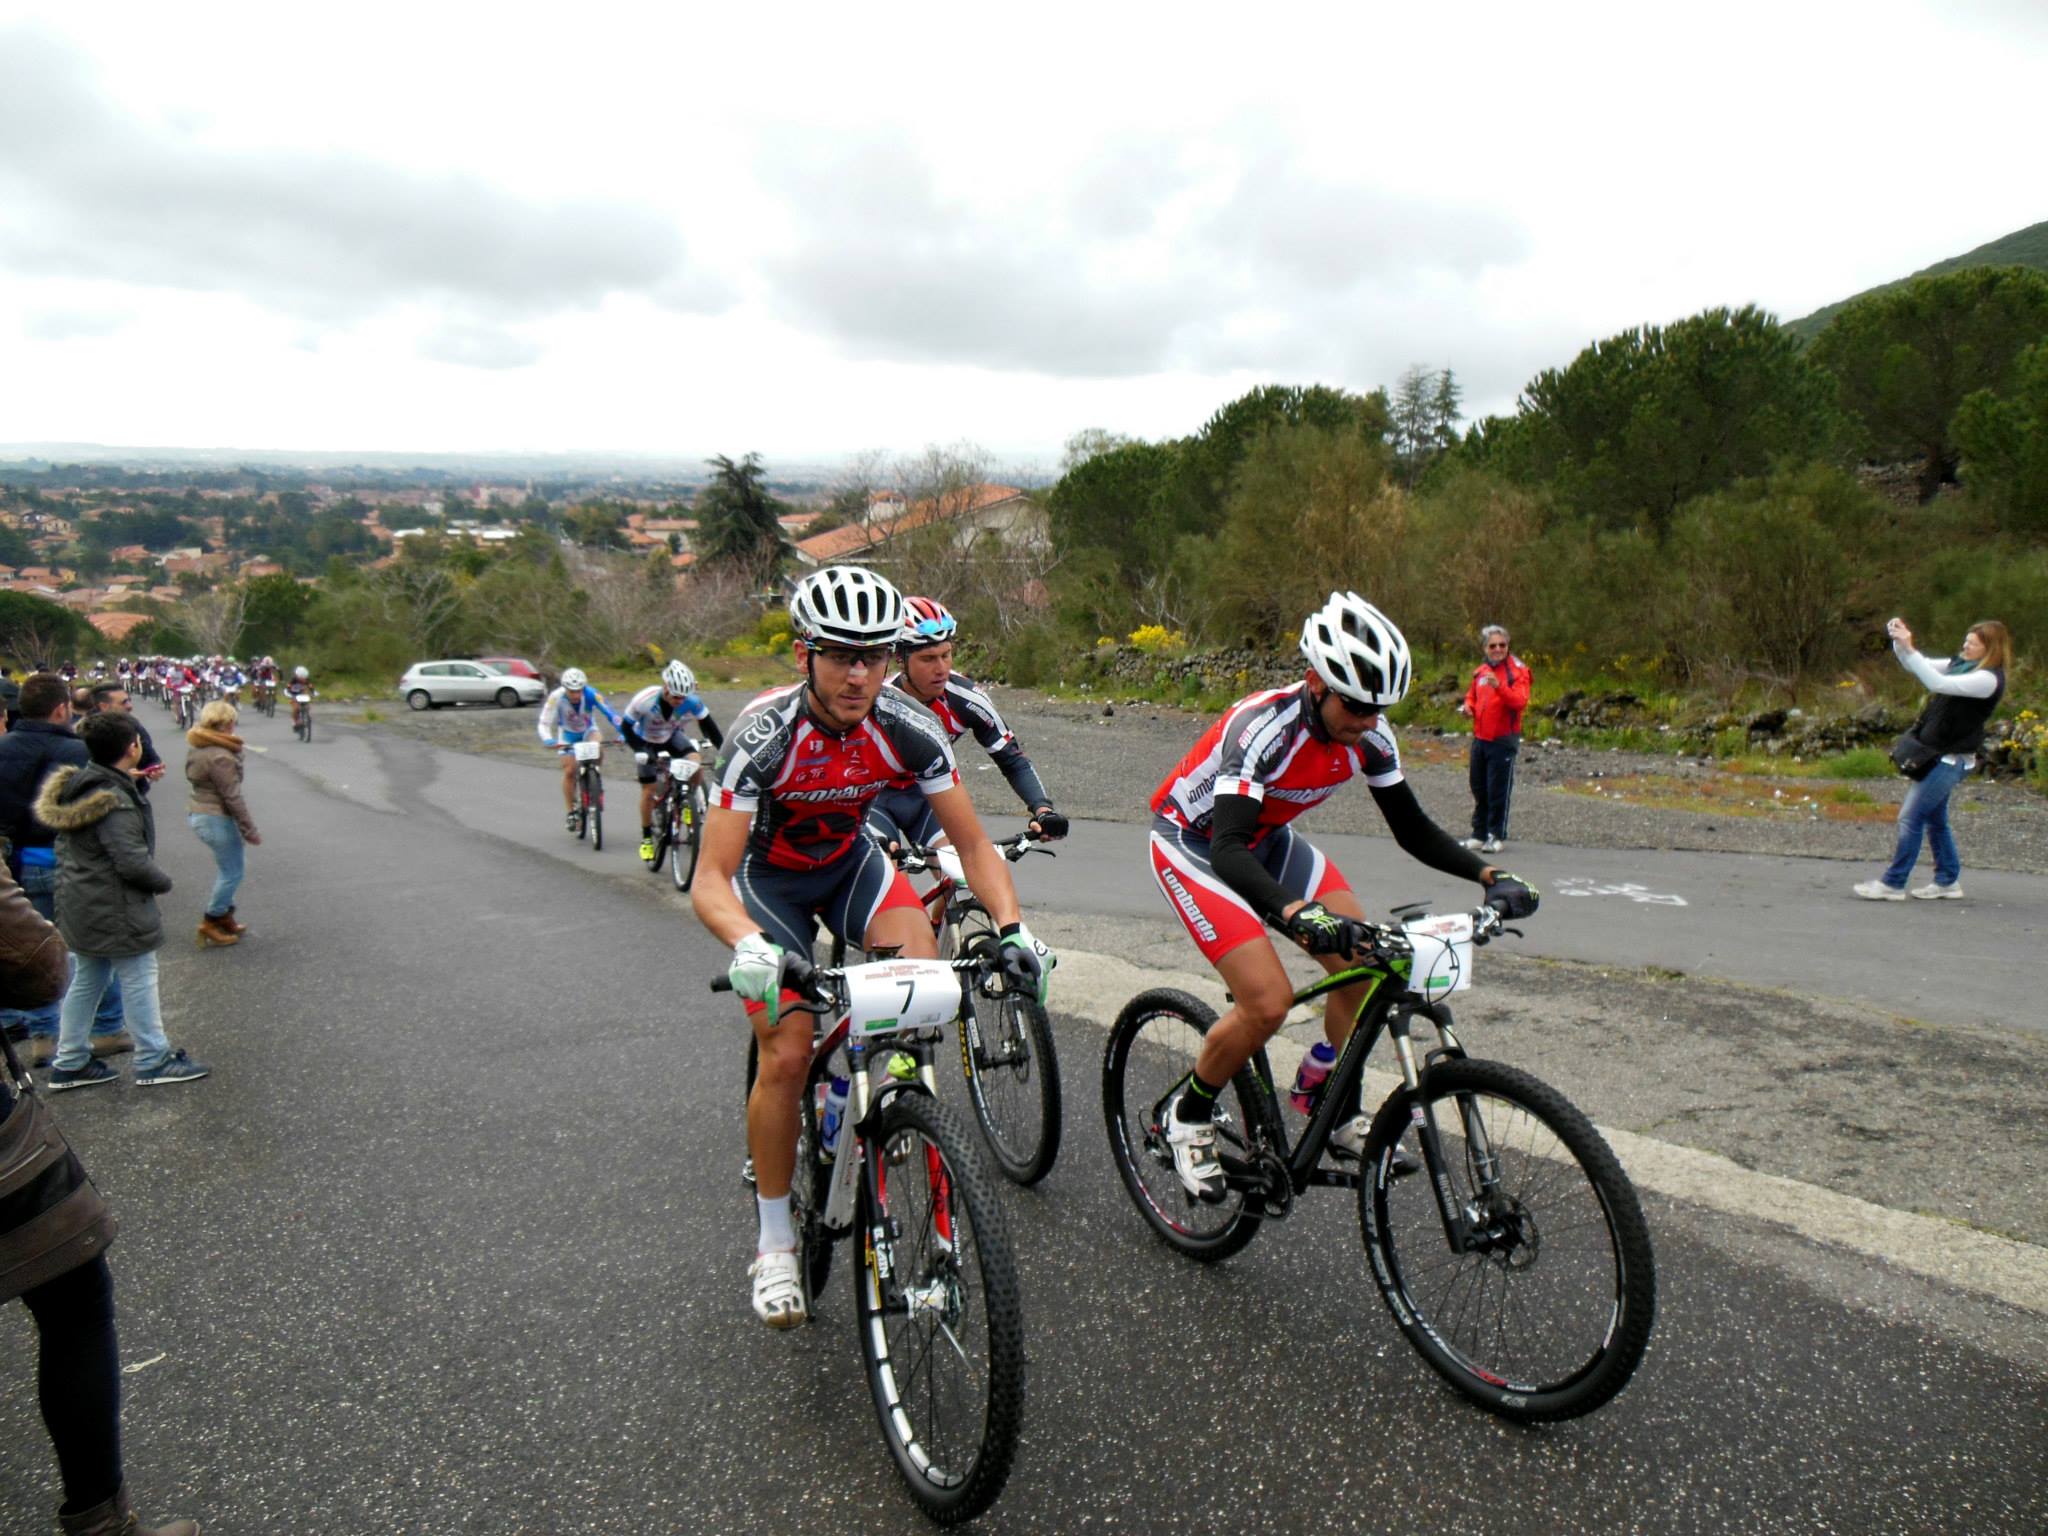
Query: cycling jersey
620 684 717 749
1151 682 1402 846
537 685 622 745
885 671 1048 811
711 683 958 870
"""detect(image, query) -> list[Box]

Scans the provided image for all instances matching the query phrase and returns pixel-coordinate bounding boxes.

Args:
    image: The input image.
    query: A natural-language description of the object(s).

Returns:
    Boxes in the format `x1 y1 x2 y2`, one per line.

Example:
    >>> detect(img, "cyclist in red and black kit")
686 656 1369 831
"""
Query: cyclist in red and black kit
692 565 1054 1328
1148 591 1539 1201
868 596 1066 850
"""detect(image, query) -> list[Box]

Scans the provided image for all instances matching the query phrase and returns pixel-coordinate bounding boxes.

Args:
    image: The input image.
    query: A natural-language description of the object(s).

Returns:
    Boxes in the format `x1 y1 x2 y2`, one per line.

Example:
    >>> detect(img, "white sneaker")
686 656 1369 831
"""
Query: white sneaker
749 1249 806 1328
1852 880 1906 902
1329 1114 1420 1175
1458 837 1484 850
1161 1090 1226 1203
1909 882 1963 900
1481 838 1504 854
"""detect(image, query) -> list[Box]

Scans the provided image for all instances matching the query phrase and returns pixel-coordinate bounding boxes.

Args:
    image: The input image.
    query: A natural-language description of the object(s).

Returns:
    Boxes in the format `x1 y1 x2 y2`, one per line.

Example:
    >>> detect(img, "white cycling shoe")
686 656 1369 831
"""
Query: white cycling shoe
1161 1091 1227 1204
1329 1113 1419 1176
749 1249 806 1329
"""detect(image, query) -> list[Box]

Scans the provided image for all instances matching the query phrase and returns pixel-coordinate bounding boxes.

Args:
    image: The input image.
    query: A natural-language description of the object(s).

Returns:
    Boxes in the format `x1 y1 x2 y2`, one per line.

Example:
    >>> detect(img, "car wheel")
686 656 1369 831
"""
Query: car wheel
406 690 432 712
496 688 520 708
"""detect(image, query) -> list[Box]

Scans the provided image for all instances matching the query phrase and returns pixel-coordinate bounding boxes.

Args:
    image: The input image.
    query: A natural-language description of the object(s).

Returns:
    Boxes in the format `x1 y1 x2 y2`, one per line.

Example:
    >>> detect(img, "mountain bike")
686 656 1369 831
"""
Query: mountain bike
645 747 708 891
567 739 604 849
711 953 1026 1524
880 832 1062 1185
174 684 198 731
1101 902 1656 1422
289 689 315 742
253 678 276 718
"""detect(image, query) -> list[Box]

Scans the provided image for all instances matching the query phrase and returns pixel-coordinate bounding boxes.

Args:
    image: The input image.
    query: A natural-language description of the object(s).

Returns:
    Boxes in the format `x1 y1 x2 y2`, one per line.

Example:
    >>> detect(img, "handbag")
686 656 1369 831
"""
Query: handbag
1889 731 1941 781
0 1030 117 1302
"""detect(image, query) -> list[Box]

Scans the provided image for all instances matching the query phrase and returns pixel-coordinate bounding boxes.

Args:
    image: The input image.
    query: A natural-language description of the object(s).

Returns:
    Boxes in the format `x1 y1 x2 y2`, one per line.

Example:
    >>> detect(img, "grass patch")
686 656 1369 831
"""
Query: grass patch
360 707 384 723
1717 747 1893 780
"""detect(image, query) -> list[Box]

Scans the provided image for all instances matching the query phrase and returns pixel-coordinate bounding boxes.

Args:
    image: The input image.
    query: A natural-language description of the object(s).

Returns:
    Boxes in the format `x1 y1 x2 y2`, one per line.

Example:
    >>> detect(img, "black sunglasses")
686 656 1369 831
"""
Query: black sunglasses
813 645 892 670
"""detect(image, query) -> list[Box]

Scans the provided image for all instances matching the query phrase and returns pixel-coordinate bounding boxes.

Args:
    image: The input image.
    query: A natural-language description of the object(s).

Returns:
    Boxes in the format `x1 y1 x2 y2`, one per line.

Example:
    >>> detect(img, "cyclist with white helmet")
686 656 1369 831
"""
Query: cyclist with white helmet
621 658 726 863
868 596 1066 851
537 667 626 832
285 665 313 731
1147 592 1539 1202
691 565 1054 1329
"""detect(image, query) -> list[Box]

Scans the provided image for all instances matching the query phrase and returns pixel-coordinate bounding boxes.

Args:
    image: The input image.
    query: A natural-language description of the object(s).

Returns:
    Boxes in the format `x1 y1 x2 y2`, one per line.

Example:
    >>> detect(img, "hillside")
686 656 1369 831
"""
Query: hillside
1785 219 2048 342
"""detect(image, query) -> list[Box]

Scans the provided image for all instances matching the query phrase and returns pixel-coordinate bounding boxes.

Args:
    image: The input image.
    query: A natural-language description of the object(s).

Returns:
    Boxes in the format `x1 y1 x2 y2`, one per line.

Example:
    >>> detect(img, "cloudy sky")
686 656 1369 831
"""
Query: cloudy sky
1 1 2041 467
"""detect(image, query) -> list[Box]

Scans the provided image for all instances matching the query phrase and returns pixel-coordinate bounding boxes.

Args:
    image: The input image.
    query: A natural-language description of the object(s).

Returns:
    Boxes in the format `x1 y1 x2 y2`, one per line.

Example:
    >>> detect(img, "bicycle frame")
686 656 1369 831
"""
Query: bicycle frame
1211 957 1483 1234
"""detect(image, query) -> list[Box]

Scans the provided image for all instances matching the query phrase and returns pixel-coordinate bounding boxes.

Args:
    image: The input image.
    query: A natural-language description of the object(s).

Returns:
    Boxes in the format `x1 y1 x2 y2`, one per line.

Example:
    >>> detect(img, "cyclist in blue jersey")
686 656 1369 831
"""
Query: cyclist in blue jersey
692 566 1054 1328
867 596 1066 852
622 659 726 862
538 667 626 831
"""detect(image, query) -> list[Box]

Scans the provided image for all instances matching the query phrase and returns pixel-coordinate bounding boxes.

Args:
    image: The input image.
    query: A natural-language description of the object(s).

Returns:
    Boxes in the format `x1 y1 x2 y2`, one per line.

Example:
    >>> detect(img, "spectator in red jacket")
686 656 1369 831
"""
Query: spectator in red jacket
1458 625 1532 853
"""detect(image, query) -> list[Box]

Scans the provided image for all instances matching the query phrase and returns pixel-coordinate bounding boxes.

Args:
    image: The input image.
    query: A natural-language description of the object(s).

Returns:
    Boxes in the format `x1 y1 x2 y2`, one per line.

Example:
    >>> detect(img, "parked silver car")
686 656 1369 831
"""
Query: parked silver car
399 659 547 711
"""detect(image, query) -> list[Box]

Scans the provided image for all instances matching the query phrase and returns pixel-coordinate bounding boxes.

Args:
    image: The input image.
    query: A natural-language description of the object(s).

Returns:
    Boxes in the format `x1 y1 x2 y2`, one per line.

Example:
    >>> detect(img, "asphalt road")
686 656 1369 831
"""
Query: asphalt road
3 705 2044 1534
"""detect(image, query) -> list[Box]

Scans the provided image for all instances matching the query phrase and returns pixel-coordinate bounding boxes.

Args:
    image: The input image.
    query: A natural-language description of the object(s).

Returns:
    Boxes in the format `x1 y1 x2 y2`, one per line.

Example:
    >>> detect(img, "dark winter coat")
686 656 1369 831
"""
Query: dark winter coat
0 719 88 862
33 763 173 957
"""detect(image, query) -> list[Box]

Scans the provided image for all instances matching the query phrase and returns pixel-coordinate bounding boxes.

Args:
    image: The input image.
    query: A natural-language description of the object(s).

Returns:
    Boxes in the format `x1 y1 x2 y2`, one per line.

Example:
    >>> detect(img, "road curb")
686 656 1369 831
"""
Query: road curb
1052 947 2048 1317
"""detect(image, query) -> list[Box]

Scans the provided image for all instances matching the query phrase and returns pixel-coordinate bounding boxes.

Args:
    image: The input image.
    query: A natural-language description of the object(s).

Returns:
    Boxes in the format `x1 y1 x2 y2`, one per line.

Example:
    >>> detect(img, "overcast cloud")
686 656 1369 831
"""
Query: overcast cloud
0 3 2041 460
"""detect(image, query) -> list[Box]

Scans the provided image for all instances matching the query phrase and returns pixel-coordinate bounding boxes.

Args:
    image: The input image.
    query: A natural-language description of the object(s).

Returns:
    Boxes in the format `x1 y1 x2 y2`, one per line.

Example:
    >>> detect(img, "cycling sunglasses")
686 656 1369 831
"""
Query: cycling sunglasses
813 645 893 670
903 619 956 642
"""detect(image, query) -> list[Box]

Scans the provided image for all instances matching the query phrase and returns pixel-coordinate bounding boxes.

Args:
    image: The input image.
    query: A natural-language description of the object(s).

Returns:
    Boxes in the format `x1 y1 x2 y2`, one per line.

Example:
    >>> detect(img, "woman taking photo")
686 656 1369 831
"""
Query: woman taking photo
1855 618 2010 902
184 700 260 946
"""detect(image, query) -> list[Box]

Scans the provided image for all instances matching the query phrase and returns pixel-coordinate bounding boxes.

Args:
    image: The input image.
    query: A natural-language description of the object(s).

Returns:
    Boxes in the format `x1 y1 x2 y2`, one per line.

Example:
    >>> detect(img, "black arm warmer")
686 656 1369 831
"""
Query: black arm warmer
1206 794 1296 922
990 742 1049 812
700 713 724 750
1369 780 1490 882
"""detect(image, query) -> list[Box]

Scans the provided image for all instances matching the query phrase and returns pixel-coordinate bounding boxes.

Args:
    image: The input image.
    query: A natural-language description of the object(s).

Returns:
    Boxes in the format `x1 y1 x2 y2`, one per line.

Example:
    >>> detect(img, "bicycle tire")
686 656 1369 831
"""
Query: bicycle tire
1358 1058 1656 1422
854 1093 1025 1525
1100 988 1265 1261
948 899 1061 1185
677 781 705 891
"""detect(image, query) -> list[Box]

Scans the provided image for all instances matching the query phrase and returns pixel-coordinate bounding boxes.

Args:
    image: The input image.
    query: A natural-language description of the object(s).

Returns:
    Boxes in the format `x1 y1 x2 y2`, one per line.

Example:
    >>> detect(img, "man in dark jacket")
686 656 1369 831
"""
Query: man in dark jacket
36 712 208 1090
0 675 127 1063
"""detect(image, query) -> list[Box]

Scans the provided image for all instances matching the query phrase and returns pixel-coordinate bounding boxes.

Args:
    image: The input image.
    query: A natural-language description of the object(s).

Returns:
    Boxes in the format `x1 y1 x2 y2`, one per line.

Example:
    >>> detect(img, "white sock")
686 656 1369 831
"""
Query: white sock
756 1194 795 1253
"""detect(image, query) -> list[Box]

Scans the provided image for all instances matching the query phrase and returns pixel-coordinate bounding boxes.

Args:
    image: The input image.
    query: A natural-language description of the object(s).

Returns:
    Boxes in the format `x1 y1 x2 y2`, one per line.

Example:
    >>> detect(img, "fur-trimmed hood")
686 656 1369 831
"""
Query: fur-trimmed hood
33 763 134 833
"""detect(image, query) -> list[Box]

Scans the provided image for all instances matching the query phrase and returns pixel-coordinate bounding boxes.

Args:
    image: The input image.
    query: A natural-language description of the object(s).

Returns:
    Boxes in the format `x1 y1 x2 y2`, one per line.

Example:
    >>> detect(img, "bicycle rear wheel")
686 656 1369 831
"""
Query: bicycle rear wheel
1100 988 1264 1261
854 1093 1024 1524
585 768 604 851
1359 1058 1656 1421
948 900 1061 1185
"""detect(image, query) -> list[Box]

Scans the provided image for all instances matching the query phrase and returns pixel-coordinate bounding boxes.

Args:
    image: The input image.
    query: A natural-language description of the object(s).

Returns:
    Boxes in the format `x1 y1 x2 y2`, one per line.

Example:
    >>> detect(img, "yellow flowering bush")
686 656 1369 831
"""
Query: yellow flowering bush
1128 624 1185 654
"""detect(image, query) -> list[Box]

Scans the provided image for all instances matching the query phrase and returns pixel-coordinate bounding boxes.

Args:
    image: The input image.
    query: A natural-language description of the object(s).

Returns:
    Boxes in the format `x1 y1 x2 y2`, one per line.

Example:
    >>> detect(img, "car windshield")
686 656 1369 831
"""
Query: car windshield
475 662 508 675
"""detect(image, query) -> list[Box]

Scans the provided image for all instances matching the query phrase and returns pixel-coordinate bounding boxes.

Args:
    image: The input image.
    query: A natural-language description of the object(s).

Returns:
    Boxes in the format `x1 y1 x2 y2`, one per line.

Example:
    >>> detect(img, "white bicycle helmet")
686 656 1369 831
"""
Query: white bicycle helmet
1299 591 1411 708
560 666 588 692
661 659 696 696
293 665 309 680
788 566 905 648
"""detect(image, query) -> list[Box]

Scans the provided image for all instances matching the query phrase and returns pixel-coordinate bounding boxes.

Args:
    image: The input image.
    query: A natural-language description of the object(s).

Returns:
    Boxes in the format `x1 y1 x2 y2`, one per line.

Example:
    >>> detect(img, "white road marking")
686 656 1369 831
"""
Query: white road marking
1553 877 1689 906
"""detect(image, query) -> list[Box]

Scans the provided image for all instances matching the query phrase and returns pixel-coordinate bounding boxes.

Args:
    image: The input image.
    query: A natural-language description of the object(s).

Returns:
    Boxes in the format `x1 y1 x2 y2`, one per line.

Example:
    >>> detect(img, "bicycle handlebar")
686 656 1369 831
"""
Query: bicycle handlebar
886 829 1056 874
1267 902 1515 963
708 952 999 1013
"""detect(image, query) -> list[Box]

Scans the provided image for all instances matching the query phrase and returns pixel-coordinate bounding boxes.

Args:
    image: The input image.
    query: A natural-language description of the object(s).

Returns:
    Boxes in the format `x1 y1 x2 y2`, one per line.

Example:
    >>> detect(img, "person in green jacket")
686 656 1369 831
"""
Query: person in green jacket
34 712 210 1090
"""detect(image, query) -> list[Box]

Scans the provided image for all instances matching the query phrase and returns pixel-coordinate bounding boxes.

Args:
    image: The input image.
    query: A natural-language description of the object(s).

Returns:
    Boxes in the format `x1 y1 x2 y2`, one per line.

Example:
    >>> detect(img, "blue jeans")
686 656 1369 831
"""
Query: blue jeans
1881 757 1968 889
1468 735 1521 841
2 862 124 1042
54 951 170 1073
188 813 245 917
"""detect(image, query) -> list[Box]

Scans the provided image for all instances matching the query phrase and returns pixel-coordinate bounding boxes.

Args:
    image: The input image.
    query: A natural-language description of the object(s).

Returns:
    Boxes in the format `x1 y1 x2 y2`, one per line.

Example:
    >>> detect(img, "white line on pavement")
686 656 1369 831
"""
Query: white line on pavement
1052 948 2048 1317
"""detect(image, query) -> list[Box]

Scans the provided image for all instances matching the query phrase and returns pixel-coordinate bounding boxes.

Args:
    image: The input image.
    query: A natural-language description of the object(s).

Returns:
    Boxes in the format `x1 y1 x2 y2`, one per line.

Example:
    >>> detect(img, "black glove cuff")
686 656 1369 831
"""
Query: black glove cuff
999 921 1022 940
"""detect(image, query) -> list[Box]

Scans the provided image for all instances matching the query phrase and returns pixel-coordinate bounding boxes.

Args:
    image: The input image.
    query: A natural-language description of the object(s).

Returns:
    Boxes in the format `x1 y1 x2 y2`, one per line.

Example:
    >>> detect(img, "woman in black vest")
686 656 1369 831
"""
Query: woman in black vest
1854 618 2010 901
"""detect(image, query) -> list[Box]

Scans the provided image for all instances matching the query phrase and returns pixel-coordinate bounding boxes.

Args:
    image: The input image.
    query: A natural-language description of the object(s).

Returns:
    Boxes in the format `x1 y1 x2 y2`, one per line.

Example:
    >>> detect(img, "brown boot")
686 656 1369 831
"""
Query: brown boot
57 1484 199 1535
196 915 239 948
220 908 249 935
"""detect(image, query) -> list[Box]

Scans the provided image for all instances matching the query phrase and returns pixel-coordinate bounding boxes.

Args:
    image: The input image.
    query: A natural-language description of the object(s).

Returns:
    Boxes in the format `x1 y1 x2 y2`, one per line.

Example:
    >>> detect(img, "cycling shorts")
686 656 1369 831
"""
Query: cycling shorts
1147 813 1349 965
866 785 940 850
735 837 925 960
635 741 703 785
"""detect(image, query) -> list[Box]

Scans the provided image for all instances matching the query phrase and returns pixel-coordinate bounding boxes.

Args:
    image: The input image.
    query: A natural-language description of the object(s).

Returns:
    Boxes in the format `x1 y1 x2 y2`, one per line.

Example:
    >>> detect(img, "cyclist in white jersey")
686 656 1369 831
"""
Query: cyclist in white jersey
537 668 626 831
621 659 725 862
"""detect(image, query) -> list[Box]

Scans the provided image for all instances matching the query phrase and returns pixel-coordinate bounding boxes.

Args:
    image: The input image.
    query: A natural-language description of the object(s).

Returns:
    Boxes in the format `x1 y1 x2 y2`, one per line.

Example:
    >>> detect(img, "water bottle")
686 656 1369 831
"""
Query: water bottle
1290 1041 1337 1114
819 1075 851 1161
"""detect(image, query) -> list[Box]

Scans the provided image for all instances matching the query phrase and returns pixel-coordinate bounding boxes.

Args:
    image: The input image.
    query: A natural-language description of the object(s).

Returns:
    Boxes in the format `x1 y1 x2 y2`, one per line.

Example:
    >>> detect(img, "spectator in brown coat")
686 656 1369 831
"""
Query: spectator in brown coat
184 700 260 948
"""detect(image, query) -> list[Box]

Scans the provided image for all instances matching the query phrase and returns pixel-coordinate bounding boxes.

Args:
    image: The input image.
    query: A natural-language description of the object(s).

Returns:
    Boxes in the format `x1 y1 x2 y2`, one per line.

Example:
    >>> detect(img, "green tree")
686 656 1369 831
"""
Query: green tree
694 453 787 572
0 591 95 668
561 504 627 550
1486 305 1840 537
0 524 30 568
1177 383 1393 537
1044 438 1183 579
239 572 320 655
1812 266 2048 501
1955 338 2048 534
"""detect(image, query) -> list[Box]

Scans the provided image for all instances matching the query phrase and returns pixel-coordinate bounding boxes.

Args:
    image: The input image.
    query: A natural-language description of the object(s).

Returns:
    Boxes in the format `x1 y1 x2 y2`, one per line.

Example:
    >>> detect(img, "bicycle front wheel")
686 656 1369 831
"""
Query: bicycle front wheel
949 901 1061 1184
1100 988 1264 1261
1359 1058 1656 1421
854 1093 1024 1525
675 782 705 892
